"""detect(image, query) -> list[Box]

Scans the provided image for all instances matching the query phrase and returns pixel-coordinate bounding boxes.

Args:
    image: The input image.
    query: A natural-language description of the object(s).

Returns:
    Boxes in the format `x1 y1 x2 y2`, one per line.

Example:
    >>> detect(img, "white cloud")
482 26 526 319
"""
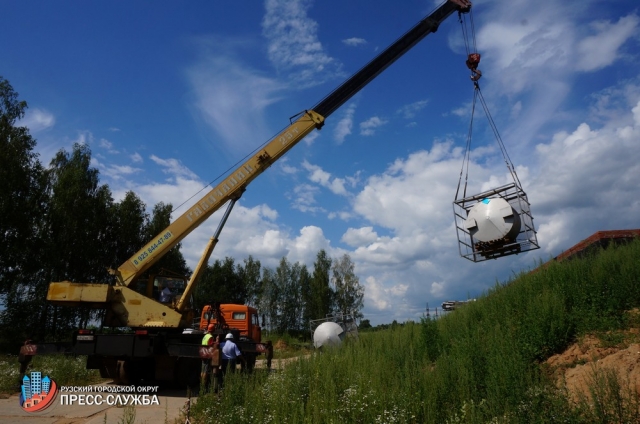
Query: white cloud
99 139 113 149
303 130 320 146
333 103 356 143
279 158 298 175
150 155 199 179
74 130 92 145
364 276 389 310
364 275 414 321
341 227 378 247
18 108 55 133
290 183 323 213
245 229 289 258
99 138 119 154
302 160 348 195
476 12 574 94
329 210 354 221
353 140 469 236
466 3 637 153
529 98 640 253
288 225 332 265
98 163 142 181
176 202 288 271
576 14 639 72
429 281 445 298
186 38 284 155
111 165 139 175
397 100 428 119
262 0 342 87
359 116 387 136
131 176 204 211
342 37 366 47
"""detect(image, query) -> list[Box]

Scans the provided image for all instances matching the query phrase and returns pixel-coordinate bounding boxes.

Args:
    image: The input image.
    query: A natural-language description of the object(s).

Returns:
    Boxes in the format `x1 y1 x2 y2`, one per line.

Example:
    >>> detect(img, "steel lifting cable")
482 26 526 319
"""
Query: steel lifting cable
474 83 522 188
459 7 477 58
454 8 522 204
454 81 477 203
455 8 479 203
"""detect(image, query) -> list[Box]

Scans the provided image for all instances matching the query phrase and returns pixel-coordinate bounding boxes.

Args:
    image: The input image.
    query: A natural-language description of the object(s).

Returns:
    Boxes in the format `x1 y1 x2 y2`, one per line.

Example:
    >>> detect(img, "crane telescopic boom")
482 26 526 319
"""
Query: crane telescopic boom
47 0 471 328
118 0 470 288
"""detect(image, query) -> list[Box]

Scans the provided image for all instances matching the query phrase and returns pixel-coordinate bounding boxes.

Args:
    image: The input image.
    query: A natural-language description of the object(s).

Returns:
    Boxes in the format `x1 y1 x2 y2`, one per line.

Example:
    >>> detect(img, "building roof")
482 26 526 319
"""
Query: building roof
554 229 640 262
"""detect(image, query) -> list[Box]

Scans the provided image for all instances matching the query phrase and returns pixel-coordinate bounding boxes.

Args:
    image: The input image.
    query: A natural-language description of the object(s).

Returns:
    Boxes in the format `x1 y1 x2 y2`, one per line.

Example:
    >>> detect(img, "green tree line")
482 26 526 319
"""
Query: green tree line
193 250 364 334
0 77 364 351
0 77 190 349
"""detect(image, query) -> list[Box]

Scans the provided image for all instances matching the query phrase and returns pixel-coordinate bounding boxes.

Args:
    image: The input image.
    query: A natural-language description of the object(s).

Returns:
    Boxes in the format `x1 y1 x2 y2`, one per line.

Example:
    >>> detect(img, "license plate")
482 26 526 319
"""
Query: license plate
77 335 94 341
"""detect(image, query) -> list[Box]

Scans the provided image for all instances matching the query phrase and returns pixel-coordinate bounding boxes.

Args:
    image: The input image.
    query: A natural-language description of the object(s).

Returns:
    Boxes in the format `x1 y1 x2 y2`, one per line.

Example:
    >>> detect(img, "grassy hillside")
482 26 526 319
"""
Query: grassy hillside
192 238 640 423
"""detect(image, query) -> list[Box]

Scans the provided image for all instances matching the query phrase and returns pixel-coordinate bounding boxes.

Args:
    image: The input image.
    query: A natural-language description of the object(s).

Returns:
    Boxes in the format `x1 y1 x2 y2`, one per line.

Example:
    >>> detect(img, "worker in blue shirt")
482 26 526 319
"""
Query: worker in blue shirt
221 333 242 376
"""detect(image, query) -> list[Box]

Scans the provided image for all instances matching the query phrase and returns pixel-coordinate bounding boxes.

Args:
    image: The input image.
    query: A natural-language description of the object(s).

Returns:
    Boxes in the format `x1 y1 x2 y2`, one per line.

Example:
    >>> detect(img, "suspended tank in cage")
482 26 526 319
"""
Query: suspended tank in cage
453 11 540 262
454 182 539 262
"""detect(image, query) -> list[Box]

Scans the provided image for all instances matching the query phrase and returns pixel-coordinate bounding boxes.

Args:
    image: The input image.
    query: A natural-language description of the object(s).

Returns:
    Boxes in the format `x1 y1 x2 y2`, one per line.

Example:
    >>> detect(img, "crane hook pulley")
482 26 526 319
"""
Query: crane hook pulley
466 53 482 82
458 8 482 82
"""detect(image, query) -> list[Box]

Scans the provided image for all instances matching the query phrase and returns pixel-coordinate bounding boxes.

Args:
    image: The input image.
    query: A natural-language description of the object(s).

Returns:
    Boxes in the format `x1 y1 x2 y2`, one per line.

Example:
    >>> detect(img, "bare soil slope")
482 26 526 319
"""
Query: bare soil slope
545 313 640 403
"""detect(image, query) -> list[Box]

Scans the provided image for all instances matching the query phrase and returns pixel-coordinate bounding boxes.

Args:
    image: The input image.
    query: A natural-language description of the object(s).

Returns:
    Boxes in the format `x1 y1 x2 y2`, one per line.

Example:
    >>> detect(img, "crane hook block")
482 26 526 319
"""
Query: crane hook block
466 53 481 70
466 53 482 82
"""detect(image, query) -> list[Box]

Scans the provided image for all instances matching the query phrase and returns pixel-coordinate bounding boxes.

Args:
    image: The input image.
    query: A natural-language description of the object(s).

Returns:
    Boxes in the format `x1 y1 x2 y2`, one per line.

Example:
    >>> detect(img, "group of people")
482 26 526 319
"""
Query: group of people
200 324 243 393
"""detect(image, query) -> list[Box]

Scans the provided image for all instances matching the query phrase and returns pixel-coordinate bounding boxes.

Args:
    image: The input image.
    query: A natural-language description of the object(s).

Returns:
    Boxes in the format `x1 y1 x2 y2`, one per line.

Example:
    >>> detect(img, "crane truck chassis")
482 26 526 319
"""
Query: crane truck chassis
23 279 265 387
21 0 472 387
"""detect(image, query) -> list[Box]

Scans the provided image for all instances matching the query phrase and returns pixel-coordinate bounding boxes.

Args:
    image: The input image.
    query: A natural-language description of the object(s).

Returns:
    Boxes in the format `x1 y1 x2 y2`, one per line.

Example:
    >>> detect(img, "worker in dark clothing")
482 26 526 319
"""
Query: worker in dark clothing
210 335 221 393
265 340 273 371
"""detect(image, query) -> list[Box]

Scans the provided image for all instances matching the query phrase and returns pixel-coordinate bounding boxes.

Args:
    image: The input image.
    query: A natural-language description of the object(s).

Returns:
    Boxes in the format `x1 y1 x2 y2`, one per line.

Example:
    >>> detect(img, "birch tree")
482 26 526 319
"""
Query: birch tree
332 253 364 320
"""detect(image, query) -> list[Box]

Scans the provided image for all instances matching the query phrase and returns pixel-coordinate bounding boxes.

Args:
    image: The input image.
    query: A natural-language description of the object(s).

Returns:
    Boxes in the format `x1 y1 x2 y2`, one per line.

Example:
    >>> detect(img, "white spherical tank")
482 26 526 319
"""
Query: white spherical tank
313 322 345 348
464 197 521 242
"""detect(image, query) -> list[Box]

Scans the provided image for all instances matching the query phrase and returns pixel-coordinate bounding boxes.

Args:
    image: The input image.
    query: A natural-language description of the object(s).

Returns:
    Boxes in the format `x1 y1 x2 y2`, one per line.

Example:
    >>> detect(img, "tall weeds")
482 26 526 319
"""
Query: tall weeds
191 239 640 423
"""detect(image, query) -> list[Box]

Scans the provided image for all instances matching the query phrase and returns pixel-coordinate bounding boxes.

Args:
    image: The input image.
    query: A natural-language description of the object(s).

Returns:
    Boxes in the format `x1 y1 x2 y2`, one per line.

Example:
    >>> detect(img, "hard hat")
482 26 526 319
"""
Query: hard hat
207 324 215 332
225 333 233 340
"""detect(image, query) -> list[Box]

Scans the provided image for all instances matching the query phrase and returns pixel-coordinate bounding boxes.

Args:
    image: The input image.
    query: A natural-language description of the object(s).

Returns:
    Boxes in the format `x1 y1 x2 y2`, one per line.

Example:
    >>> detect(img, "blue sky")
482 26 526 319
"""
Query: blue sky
3 0 639 325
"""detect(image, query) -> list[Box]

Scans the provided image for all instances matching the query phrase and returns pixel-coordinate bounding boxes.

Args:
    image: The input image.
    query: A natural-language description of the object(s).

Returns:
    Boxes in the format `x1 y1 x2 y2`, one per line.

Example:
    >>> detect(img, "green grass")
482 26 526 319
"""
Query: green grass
0 354 104 394
3 240 637 422
190 238 640 423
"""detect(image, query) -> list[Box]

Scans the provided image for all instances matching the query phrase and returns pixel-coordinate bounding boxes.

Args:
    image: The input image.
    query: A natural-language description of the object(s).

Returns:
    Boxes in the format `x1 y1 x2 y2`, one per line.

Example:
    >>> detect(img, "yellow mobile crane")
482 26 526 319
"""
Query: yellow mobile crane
28 0 472 386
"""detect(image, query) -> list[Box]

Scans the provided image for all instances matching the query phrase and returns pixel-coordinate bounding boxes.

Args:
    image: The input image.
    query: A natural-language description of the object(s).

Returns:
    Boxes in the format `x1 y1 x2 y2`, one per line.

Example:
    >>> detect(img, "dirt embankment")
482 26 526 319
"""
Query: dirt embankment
545 312 640 403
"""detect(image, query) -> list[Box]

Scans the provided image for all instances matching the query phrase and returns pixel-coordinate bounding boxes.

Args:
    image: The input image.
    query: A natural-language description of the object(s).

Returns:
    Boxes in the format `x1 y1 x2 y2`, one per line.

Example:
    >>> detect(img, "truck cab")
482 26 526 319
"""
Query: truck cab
199 304 261 344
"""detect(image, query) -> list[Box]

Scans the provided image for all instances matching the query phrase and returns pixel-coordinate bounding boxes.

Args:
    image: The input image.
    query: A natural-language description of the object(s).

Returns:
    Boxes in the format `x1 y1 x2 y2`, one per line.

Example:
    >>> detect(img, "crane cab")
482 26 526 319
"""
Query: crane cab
129 272 192 309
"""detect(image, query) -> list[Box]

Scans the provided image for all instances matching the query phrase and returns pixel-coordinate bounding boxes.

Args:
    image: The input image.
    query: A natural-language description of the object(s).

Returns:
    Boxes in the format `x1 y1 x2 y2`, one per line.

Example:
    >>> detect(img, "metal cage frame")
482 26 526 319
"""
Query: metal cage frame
453 182 539 262
309 312 358 343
